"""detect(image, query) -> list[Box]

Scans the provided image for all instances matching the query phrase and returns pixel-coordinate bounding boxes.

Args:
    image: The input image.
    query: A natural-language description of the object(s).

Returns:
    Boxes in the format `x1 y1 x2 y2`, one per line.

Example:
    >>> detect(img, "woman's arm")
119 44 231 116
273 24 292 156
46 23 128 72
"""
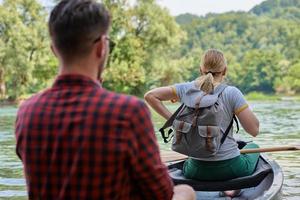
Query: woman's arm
236 107 260 137
144 87 178 120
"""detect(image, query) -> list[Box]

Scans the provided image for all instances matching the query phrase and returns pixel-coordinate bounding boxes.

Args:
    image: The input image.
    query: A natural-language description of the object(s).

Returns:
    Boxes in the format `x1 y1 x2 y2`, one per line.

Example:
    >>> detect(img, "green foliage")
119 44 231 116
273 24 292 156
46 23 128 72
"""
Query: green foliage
245 92 280 101
0 0 300 100
102 0 186 95
0 0 57 100
238 50 283 93
251 0 300 20
176 2 300 95
282 62 300 93
176 13 199 25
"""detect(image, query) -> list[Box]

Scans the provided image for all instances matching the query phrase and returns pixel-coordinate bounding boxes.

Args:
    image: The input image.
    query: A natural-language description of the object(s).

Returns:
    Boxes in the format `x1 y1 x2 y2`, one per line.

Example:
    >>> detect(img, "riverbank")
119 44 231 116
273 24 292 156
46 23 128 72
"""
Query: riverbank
0 100 18 107
1 92 300 107
0 94 31 107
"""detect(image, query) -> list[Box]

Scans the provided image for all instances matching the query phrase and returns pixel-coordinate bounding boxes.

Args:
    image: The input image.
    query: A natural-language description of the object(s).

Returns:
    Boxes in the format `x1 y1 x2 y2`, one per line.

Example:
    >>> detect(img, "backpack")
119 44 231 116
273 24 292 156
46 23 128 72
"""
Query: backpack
159 84 239 158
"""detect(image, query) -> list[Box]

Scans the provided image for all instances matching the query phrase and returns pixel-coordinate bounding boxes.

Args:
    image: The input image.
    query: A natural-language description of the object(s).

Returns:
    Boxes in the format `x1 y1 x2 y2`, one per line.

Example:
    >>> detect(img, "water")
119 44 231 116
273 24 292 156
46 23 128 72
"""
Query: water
0 101 299 199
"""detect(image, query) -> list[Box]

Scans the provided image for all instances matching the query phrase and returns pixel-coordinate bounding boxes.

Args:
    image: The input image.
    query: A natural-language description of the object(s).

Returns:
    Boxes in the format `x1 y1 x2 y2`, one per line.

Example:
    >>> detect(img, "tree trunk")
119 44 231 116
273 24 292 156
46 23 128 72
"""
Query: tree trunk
0 69 6 99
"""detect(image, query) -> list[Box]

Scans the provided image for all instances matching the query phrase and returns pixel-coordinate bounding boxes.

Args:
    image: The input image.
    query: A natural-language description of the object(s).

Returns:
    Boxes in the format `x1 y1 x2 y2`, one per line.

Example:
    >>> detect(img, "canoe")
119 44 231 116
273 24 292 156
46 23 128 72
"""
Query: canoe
167 154 283 200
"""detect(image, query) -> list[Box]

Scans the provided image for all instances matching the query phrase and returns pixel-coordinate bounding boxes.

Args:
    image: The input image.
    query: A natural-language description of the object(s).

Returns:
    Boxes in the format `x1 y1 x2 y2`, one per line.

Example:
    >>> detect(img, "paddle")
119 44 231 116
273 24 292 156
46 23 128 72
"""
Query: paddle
161 146 300 162
240 145 300 154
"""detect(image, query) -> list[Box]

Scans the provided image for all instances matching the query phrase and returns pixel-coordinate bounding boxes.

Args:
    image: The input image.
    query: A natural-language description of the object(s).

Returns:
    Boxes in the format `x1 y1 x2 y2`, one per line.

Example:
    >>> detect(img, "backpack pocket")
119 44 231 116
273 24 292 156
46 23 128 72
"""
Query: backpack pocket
172 119 192 144
171 119 192 156
194 126 222 157
171 119 222 158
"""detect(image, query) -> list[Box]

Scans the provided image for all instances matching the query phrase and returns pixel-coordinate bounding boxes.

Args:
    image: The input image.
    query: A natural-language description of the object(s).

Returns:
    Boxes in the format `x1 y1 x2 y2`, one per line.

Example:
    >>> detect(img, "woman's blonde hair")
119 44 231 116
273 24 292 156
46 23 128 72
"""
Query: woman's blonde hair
197 49 227 94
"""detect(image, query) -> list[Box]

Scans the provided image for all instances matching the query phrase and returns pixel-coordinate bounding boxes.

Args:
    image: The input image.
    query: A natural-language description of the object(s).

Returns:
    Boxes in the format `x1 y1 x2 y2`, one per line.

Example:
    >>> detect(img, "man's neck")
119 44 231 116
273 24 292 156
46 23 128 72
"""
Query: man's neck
59 60 98 81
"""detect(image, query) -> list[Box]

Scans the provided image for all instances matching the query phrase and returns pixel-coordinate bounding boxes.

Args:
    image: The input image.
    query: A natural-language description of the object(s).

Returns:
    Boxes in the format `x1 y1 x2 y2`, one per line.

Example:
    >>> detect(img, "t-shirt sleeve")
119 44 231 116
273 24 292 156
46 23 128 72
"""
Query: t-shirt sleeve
128 99 174 200
228 87 249 115
172 82 193 102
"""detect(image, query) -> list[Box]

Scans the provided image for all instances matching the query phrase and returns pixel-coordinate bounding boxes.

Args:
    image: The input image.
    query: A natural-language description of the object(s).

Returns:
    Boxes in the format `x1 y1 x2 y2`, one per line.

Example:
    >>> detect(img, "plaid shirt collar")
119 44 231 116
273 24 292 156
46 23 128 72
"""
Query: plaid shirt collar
52 74 102 89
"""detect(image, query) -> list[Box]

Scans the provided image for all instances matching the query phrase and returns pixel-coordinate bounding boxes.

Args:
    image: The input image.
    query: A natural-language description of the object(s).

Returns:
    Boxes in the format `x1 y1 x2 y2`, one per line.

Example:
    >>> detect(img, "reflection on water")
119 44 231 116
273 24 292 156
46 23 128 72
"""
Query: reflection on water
0 106 27 199
0 101 299 199
250 102 300 200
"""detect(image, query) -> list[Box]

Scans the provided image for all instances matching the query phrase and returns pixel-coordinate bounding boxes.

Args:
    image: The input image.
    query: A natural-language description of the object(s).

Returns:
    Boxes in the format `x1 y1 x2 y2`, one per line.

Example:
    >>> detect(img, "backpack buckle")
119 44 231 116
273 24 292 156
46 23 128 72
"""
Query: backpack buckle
159 128 174 143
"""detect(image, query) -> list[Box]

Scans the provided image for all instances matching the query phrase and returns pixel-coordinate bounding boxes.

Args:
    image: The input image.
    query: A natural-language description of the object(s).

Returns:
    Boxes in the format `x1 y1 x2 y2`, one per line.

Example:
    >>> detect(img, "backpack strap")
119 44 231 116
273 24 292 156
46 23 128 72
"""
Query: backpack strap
217 84 239 145
220 115 239 145
213 84 228 97
159 104 185 143
233 116 239 133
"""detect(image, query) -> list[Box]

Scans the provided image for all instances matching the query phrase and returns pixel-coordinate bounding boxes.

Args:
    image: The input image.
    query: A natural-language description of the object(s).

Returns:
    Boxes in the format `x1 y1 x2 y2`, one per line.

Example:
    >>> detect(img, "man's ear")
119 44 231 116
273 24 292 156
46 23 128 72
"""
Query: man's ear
51 44 58 57
96 36 106 59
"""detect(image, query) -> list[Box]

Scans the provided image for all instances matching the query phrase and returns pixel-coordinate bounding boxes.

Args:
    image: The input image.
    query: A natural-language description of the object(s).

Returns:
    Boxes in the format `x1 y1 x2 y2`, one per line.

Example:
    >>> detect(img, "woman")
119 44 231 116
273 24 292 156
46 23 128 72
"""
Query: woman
144 49 260 197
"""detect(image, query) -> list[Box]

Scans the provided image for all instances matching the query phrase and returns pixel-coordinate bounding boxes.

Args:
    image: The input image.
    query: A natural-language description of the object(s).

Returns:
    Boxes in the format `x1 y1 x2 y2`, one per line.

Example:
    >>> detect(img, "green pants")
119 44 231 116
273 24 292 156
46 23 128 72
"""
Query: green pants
183 143 260 181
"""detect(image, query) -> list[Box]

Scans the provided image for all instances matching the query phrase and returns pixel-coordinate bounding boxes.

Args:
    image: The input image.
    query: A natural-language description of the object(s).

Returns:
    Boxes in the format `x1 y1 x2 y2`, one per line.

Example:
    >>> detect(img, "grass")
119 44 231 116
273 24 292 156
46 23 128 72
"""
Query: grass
245 92 280 101
245 92 300 101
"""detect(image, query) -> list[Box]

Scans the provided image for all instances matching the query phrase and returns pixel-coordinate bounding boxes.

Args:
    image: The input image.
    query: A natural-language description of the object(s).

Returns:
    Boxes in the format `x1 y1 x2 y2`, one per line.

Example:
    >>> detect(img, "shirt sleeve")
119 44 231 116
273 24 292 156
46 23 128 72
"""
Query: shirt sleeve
228 87 249 115
128 100 174 200
173 82 194 102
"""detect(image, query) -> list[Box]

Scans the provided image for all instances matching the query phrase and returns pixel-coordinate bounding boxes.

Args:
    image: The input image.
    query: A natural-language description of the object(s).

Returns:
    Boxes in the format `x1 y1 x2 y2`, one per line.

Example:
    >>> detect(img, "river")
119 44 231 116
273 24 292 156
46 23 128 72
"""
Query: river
0 101 299 199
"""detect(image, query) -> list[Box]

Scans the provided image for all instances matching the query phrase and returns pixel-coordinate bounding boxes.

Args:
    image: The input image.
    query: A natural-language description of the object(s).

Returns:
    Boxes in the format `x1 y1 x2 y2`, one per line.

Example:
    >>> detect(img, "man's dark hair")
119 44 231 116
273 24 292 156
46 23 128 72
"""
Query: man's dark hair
49 0 111 60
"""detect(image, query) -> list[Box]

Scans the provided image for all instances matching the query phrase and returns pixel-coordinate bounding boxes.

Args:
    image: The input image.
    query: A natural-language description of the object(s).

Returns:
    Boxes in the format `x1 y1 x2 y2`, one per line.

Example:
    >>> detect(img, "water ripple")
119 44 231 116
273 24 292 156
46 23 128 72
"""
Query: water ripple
0 190 27 198
0 178 26 186
0 102 300 199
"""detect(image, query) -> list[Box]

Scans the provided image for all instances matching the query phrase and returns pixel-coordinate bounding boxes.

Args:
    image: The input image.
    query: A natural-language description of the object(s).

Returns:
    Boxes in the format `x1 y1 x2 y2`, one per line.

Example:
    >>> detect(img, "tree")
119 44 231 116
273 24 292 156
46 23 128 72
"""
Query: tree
175 3 300 94
279 62 300 94
1 0 300 100
238 50 283 93
102 0 185 95
0 0 56 100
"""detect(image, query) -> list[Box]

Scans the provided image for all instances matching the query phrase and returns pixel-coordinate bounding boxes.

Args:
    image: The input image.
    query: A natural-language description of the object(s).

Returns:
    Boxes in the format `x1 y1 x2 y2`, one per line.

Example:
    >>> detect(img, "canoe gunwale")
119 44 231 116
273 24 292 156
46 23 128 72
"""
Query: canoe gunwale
256 154 283 200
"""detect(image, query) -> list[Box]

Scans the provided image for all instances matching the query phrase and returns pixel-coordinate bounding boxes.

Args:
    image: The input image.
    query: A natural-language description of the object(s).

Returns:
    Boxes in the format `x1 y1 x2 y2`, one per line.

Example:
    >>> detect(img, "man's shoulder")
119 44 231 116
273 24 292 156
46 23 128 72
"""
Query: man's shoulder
19 89 50 108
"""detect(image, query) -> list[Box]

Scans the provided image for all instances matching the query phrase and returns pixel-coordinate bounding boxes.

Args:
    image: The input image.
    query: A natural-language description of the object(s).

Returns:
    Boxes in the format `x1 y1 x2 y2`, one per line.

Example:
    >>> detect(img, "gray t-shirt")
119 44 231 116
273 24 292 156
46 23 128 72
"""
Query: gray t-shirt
173 81 248 161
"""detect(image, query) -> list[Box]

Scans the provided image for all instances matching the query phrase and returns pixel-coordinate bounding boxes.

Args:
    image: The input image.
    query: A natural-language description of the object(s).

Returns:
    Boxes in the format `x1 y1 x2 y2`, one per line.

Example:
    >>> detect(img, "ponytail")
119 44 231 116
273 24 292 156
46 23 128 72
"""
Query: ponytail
198 72 214 94
197 49 227 93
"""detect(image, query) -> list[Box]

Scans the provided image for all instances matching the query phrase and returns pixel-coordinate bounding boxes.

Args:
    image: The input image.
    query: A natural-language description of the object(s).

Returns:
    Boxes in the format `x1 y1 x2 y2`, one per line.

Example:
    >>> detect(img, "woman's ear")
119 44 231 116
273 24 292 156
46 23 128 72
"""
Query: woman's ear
223 66 227 76
200 66 204 74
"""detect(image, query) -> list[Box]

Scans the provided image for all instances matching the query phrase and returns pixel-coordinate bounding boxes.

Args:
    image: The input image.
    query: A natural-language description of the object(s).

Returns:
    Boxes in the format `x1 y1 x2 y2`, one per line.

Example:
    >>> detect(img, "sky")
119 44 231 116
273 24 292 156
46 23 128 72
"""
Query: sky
38 0 267 16
157 0 267 16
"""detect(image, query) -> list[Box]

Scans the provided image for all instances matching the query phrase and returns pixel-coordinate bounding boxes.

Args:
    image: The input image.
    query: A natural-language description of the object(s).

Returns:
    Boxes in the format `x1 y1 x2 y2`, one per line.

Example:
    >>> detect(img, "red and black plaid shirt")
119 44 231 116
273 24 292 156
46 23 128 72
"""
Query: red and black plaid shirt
15 74 173 200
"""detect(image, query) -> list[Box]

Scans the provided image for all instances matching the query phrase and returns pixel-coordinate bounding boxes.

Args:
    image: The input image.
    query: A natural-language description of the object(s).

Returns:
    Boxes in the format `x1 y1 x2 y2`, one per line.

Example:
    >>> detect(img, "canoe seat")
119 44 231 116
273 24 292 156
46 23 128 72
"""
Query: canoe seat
168 158 272 191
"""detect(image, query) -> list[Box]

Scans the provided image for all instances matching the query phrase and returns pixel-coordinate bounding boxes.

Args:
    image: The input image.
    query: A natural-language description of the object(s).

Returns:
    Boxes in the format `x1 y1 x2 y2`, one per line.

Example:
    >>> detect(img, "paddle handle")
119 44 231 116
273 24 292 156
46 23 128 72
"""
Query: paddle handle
240 146 300 154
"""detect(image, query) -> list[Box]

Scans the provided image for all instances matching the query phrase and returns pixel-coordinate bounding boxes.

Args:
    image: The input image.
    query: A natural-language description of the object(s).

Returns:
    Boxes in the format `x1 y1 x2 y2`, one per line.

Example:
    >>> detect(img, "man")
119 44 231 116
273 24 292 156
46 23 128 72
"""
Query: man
15 0 195 199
